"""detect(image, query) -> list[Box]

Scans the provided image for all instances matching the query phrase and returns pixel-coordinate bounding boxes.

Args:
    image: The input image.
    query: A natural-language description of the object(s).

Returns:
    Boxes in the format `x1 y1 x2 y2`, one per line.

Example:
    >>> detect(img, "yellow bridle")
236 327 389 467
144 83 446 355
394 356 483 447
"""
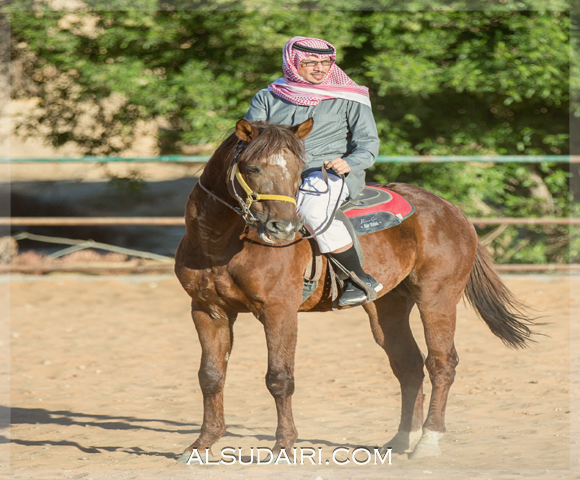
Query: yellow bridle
225 143 298 225
232 166 297 209
198 142 341 238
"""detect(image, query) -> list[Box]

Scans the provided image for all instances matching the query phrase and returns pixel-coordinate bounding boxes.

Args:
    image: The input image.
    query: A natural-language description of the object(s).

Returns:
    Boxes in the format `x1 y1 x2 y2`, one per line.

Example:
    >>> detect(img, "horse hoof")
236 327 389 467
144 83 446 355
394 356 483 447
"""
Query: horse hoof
176 449 213 465
408 430 444 459
409 442 441 459
272 451 295 464
382 430 422 454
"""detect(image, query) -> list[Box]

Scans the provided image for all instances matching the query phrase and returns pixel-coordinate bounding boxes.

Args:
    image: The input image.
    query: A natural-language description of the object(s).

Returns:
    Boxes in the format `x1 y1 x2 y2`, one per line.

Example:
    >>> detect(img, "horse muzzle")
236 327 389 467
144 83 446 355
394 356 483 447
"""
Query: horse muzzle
258 218 303 243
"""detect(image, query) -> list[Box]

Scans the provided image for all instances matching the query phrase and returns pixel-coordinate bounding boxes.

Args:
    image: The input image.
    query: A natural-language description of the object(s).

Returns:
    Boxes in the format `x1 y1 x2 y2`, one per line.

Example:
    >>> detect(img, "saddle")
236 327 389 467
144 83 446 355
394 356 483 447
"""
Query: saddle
301 185 415 305
342 185 415 234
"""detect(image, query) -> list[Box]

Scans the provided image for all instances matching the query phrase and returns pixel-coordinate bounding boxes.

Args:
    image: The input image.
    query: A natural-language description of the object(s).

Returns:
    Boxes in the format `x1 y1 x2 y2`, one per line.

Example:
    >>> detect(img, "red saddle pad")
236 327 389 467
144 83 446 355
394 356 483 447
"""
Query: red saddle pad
343 186 414 220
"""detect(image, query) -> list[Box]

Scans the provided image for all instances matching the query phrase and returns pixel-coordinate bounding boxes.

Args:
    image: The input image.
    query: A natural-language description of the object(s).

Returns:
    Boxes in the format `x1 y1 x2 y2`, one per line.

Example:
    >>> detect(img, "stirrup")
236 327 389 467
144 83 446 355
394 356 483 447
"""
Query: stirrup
347 272 379 303
301 279 318 304
328 257 379 304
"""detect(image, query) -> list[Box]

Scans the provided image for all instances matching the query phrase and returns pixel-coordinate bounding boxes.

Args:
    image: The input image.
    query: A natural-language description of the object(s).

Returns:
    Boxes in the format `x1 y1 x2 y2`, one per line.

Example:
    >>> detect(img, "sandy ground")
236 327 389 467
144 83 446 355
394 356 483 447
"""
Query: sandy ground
0 273 578 480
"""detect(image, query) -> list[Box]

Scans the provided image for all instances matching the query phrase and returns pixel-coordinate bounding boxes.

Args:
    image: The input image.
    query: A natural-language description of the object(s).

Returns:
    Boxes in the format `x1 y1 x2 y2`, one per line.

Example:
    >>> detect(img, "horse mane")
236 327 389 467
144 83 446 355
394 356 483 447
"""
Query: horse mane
220 121 306 167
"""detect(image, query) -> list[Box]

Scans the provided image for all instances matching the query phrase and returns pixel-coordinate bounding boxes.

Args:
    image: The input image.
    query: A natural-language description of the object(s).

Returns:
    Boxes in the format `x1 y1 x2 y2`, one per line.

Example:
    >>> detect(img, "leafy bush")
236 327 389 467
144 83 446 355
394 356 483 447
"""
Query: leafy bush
370 161 575 263
7 3 575 263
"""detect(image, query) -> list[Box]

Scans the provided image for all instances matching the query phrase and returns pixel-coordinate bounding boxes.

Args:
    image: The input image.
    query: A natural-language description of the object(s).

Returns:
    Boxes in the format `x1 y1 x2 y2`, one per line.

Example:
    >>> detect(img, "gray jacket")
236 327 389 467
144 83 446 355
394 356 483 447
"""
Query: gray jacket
244 89 379 199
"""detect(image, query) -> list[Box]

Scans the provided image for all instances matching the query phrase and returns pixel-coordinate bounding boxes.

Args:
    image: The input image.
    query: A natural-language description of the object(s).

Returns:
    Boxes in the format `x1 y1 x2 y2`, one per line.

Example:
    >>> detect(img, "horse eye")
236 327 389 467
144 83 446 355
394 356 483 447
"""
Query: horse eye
246 166 261 174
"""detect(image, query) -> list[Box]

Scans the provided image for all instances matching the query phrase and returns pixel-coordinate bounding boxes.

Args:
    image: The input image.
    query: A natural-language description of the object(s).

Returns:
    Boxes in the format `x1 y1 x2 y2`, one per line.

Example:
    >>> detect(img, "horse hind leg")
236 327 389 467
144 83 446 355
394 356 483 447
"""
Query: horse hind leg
364 293 425 455
410 296 460 459
177 304 235 464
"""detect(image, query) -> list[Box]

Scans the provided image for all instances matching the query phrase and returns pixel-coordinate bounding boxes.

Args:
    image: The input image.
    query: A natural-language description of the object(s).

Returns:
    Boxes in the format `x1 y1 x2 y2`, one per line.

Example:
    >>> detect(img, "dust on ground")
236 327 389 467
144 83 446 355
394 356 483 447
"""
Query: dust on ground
1 273 578 479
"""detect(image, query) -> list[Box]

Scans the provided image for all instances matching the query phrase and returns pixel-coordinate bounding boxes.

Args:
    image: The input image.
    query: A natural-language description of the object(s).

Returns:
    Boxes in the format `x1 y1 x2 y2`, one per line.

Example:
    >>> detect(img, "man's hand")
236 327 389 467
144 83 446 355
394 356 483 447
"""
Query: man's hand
324 158 351 175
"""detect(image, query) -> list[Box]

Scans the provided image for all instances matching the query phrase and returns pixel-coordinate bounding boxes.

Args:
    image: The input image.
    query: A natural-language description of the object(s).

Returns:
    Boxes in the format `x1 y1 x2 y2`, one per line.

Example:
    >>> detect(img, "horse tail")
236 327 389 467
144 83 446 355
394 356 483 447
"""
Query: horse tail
464 243 537 349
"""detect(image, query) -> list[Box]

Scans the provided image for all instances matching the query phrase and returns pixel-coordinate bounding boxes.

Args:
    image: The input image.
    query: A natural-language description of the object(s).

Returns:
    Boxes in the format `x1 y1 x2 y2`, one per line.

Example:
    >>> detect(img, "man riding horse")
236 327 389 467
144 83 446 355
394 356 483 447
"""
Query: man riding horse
245 36 382 307
175 36 536 464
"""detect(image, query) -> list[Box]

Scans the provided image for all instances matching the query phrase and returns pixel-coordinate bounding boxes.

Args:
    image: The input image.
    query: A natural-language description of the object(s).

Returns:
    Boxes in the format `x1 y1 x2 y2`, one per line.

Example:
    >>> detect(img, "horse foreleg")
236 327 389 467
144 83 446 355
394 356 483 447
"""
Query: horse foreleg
178 303 235 464
364 293 425 455
411 300 459 459
261 308 298 457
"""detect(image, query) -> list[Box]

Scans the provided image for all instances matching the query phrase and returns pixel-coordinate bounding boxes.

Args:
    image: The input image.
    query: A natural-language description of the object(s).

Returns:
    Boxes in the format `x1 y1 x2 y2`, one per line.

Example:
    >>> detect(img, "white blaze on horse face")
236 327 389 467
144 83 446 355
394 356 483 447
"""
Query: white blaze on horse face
269 153 291 180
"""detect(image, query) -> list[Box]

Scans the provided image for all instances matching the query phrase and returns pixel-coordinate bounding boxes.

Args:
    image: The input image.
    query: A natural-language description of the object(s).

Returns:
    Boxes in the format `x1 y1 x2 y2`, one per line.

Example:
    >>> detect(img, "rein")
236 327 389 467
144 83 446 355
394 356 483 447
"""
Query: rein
197 142 298 226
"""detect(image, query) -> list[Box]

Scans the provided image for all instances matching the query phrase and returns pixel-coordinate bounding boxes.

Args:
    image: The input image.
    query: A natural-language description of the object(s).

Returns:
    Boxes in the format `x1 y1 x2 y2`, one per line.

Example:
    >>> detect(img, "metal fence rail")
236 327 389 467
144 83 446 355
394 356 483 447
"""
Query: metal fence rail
2 155 580 163
5 155 577 273
3 263 578 274
2 217 580 226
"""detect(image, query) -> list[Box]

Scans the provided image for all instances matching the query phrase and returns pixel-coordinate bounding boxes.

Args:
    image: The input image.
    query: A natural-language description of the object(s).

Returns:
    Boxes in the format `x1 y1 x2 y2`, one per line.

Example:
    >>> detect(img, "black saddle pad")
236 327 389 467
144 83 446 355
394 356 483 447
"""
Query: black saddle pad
342 187 393 211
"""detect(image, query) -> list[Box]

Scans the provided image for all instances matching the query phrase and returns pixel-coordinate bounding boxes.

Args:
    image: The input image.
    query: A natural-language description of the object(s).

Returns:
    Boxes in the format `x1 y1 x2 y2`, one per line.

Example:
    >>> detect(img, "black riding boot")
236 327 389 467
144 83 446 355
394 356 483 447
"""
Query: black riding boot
329 246 383 307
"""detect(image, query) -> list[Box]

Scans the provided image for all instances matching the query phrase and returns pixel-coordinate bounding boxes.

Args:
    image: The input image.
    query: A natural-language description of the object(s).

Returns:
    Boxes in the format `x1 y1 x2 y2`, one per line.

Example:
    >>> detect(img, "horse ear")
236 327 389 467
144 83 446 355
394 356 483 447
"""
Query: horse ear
291 117 314 140
235 118 259 143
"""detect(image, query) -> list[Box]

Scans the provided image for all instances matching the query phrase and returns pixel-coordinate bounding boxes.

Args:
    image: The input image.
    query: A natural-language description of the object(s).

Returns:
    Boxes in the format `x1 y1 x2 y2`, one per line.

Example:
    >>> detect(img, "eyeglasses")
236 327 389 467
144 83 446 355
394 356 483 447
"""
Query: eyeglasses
299 60 332 68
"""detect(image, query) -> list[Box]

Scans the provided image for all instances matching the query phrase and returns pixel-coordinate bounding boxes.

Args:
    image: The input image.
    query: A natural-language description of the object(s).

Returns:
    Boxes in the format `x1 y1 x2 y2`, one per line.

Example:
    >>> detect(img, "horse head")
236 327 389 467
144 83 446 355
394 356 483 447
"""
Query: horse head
231 117 313 243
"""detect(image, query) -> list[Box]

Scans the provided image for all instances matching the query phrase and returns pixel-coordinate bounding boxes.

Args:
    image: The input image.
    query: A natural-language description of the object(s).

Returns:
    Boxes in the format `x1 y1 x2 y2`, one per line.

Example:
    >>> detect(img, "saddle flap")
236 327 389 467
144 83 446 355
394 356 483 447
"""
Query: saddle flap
303 238 323 282
335 210 364 266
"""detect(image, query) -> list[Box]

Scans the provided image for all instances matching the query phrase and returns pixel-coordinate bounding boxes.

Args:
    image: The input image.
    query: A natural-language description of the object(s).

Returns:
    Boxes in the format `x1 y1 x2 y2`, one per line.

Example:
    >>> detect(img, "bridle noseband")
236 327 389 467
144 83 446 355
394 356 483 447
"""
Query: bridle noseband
197 142 298 226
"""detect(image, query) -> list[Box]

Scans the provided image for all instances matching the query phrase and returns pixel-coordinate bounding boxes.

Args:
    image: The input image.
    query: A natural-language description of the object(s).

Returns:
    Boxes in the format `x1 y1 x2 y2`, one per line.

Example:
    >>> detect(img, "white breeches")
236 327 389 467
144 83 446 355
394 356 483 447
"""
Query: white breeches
296 170 351 253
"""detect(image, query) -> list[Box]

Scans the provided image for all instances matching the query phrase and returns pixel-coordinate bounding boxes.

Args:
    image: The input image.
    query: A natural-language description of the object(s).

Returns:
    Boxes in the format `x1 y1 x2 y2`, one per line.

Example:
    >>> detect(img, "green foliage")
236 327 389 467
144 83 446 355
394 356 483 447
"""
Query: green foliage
106 169 147 197
370 161 575 264
358 11 570 157
9 8 570 154
7 5 574 264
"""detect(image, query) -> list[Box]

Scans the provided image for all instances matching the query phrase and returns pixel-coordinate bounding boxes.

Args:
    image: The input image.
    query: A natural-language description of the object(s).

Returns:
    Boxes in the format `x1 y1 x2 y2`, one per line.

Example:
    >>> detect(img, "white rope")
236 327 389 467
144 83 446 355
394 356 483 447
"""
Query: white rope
12 232 174 263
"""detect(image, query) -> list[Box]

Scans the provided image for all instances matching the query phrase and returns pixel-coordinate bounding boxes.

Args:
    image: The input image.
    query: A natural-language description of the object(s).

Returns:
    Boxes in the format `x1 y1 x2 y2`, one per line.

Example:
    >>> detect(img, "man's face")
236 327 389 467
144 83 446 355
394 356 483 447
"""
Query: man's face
297 55 332 84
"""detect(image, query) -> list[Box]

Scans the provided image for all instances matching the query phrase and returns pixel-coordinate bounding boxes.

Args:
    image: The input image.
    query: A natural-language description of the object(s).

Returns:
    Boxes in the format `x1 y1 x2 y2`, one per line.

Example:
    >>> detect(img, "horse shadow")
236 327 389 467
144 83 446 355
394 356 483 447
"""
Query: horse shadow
4 406 381 462
4 405 198 459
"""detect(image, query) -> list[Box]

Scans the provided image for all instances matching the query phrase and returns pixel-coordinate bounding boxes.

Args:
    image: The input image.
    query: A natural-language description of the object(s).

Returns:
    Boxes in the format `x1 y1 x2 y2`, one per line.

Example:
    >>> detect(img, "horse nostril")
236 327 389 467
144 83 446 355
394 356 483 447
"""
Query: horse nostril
267 220 284 233
268 219 298 234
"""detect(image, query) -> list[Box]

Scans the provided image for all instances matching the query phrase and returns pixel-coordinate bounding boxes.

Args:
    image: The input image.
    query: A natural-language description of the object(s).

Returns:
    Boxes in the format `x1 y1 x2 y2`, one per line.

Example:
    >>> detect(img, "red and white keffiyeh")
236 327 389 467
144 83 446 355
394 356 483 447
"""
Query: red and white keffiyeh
267 36 371 108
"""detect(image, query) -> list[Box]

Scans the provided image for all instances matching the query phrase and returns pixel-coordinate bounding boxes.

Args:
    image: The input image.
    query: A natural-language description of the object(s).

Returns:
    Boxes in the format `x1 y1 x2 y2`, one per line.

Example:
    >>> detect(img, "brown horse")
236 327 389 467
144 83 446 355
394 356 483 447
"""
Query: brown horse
174 118 534 462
